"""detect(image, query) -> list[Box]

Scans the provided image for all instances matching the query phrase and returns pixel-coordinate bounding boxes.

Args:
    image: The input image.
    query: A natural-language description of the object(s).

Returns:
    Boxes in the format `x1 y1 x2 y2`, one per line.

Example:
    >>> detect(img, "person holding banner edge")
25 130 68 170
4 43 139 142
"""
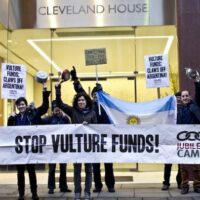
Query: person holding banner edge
41 100 72 194
177 71 200 194
7 83 51 200
55 80 97 200
70 66 115 193
161 92 182 191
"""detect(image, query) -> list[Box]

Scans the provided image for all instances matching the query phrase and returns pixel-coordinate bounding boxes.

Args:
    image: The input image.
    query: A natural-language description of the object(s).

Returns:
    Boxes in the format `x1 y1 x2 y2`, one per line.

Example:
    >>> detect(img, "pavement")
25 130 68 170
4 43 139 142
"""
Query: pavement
0 171 199 199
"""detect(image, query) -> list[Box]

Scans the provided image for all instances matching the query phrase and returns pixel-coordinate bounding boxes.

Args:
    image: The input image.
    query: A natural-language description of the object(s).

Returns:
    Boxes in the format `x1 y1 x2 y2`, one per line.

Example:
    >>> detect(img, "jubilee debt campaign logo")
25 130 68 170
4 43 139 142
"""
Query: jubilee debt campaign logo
177 131 200 158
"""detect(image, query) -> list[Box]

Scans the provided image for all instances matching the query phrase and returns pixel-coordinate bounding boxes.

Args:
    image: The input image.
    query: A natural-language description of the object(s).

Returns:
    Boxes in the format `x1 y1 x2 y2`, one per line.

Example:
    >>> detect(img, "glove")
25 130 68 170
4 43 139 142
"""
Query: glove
28 102 35 110
70 66 78 81
96 83 103 91
43 90 51 98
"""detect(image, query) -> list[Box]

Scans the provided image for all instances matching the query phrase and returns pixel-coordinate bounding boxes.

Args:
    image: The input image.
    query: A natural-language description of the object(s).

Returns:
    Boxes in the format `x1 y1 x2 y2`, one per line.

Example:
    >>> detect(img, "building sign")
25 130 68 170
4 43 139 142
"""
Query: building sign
1 63 26 99
37 0 149 28
85 48 107 66
1 0 176 29
144 54 169 88
36 0 150 28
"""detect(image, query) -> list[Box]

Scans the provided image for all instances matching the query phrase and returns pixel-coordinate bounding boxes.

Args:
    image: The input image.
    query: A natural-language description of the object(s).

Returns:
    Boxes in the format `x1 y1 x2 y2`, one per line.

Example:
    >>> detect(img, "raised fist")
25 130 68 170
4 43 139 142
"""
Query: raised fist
70 66 78 81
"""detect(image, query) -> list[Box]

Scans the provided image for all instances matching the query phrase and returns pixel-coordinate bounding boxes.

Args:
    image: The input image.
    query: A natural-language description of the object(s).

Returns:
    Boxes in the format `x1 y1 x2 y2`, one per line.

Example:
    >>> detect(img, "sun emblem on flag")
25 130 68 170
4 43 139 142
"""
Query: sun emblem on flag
127 115 140 125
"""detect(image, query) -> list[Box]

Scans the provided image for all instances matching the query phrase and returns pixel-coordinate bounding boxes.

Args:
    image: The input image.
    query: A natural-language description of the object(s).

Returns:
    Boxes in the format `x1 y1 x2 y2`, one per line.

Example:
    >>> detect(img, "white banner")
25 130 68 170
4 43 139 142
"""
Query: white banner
1 63 26 99
144 54 169 88
0 124 200 164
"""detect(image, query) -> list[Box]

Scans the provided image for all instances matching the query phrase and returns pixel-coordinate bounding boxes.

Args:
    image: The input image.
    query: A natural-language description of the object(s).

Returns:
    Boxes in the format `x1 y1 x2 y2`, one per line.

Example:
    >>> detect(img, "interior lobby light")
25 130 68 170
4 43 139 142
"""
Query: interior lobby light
163 36 174 55
27 39 61 71
27 35 174 73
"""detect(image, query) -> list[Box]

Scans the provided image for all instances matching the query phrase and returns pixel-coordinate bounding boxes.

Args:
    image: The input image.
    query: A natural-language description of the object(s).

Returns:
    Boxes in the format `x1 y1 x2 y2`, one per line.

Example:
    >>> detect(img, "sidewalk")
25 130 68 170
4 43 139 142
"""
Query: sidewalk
0 171 199 199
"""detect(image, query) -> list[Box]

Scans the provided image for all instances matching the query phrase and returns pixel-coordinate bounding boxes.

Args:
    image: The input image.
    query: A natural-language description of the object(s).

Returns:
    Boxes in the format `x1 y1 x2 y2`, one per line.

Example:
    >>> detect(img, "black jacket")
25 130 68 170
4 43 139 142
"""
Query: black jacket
73 80 110 124
8 90 50 126
42 114 70 125
177 82 200 125
55 86 97 124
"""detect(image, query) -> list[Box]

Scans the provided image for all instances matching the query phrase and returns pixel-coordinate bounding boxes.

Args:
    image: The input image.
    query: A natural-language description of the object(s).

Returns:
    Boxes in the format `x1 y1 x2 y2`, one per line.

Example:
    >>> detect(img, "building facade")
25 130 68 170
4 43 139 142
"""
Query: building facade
0 0 199 172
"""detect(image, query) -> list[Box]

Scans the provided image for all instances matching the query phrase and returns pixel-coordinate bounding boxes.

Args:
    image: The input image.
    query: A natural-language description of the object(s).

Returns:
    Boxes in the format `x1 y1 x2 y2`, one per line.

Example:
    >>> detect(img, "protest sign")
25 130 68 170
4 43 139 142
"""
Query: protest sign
0 124 199 164
1 63 26 99
85 48 107 66
144 54 169 88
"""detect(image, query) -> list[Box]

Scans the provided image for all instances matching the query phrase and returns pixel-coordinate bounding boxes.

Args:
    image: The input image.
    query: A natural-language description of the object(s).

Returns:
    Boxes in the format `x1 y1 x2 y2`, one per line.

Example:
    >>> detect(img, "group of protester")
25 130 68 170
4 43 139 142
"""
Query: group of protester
7 67 115 200
8 66 200 200
161 82 200 194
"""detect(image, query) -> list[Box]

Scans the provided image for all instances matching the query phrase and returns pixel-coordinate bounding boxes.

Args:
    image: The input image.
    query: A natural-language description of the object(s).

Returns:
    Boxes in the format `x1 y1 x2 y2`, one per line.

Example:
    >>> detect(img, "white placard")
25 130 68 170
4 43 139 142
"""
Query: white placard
144 54 169 88
1 63 26 99
0 124 199 164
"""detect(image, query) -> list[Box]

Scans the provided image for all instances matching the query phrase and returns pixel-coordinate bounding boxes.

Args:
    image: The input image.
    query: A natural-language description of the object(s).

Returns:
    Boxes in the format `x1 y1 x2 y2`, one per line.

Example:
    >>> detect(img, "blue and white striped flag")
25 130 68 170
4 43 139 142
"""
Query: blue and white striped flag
97 91 177 124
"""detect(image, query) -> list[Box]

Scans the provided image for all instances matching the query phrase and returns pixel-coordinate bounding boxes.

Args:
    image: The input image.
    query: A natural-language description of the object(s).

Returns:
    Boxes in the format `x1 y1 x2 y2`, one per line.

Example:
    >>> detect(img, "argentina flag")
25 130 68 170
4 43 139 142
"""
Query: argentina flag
97 91 177 125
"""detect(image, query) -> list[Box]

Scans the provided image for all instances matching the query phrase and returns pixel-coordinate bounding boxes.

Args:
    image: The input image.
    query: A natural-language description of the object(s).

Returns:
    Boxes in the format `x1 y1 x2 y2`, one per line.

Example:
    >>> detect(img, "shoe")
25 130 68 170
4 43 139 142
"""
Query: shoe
194 187 200 193
177 184 181 189
32 194 39 200
48 189 54 194
181 187 189 194
161 184 169 190
108 188 115 193
74 193 81 200
18 195 25 200
84 192 91 200
60 188 72 193
93 188 102 193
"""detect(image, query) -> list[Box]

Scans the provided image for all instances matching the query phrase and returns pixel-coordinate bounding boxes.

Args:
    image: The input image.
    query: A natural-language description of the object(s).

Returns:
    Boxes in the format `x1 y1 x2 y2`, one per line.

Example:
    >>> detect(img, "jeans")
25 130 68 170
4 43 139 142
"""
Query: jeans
93 163 115 189
74 163 92 194
163 164 181 186
48 163 68 190
180 164 200 189
16 164 37 196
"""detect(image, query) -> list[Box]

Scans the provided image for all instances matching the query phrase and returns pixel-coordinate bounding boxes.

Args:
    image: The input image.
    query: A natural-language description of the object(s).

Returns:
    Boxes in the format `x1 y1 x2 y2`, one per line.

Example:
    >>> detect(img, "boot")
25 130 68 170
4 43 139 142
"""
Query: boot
18 195 25 200
32 193 39 200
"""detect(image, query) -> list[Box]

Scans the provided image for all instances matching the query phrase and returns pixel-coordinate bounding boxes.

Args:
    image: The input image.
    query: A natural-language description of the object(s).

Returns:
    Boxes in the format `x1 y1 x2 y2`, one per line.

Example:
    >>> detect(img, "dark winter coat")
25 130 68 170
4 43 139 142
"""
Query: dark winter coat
177 82 200 125
7 90 50 126
73 80 110 124
42 113 70 125
55 86 97 124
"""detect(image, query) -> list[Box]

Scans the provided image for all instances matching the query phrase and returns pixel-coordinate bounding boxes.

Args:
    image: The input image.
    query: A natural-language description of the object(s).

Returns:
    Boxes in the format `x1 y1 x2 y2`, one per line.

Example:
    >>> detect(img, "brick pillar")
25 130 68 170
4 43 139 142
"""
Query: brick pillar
20 0 36 28
176 0 200 96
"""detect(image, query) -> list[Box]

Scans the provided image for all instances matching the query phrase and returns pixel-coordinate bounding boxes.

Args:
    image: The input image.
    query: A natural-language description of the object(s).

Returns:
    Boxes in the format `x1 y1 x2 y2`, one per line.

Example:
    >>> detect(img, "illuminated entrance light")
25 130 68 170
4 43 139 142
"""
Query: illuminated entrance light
27 35 174 72
163 36 174 55
27 39 61 72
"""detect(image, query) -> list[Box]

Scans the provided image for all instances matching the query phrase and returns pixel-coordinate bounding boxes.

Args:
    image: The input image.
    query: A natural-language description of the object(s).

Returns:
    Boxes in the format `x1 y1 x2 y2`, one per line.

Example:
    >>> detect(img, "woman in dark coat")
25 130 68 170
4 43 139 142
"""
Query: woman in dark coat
55 83 97 200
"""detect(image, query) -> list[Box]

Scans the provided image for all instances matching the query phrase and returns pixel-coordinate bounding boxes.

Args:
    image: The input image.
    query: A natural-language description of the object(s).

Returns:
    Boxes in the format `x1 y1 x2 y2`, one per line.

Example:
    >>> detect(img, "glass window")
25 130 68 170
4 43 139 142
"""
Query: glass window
0 26 178 109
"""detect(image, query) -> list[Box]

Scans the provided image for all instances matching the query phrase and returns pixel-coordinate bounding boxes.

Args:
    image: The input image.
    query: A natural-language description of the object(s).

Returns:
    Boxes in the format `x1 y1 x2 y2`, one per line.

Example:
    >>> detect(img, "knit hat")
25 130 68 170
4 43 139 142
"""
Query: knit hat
91 83 103 96
175 91 181 97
